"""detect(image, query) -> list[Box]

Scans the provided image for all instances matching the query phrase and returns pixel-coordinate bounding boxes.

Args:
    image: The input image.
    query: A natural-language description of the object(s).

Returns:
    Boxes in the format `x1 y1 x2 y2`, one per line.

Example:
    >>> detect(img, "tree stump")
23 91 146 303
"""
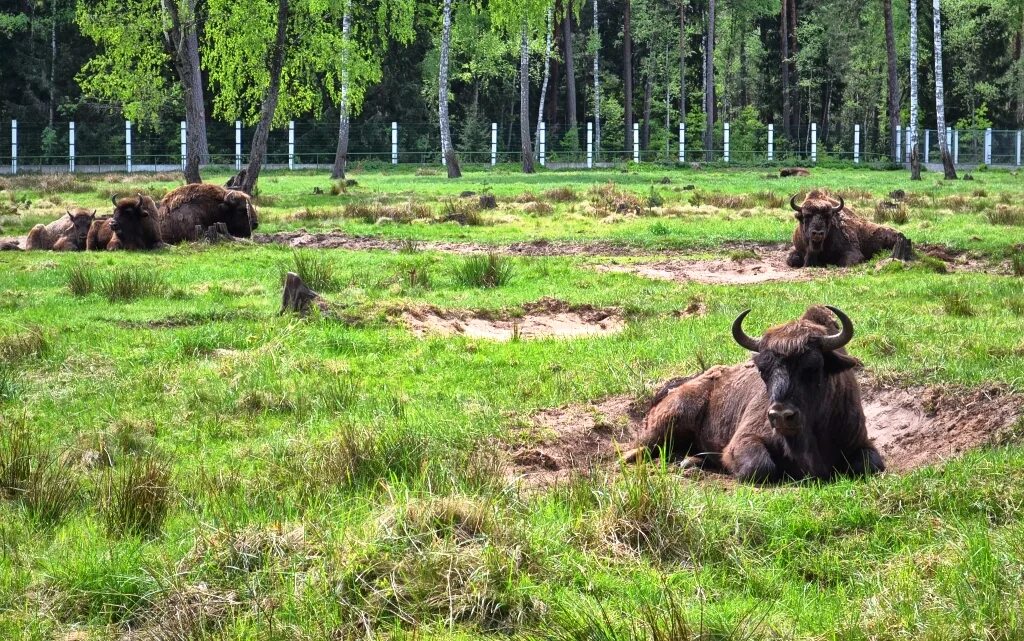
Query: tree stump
891 234 915 261
224 168 248 191
280 272 330 317
195 223 234 244
478 194 497 209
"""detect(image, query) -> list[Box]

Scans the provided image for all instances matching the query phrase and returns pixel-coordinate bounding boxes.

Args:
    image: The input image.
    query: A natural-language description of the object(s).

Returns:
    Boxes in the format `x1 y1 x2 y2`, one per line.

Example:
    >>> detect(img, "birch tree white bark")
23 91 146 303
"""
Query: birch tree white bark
534 6 553 161
331 2 352 180
933 0 957 179
910 0 921 179
520 21 535 173
439 0 462 178
593 0 601 160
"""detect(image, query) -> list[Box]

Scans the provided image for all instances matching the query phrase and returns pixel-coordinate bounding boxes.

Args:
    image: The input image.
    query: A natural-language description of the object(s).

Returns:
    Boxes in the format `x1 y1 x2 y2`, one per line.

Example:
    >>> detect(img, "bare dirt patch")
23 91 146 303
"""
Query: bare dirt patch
598 248 808 285
403 298 624 341
506 375 1023 485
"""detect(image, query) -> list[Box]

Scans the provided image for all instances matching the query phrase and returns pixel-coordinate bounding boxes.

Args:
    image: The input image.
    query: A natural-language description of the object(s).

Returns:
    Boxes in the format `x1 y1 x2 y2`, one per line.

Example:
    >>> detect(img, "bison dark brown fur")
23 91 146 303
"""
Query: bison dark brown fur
780 167 811 177
87 194 163 251
622 306 884 483
786 189 909 268
157 183 258 244
25 208 96 251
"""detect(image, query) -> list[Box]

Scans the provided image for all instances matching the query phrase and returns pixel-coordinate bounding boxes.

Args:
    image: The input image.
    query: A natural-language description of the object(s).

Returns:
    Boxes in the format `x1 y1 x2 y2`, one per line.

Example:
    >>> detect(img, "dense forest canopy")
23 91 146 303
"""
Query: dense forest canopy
1 0 1023 161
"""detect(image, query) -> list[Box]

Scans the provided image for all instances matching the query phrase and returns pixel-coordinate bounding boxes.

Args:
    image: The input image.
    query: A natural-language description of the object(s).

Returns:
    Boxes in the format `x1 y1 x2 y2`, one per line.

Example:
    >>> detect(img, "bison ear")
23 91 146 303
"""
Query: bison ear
66 211 74 222
823 351 860 374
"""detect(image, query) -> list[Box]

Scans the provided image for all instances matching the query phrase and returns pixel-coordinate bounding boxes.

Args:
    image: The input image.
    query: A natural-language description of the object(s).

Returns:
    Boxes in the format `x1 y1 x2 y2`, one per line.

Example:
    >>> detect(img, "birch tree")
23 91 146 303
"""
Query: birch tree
703 0 714 161
909 0 921 179
933 0 957 178
439 0 461 177
592 0 601 160
534 5 553 161
883 0 899 163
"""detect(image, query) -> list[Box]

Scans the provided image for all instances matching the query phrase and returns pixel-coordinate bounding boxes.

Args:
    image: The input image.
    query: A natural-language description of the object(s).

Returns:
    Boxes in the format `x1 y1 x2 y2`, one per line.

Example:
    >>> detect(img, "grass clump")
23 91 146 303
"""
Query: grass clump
987 205 1024 226
455 253 514 288
66 263 96 296
942 292 975 317
1012 250 1024 276
0 325 49 365
874 201 910 224
439 199 484 226
544 186 578 203
645 186 664 208
102 456 172 538
0 430 80 525
0 367 19 402
100 267 166 302
290 249 335 291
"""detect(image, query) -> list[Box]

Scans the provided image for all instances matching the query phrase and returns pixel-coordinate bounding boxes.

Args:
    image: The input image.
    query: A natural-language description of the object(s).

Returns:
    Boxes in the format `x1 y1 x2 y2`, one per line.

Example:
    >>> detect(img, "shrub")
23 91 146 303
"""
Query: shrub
455 253 514 288
66 263 95 296
100 267 166 302
102 456 172 538
290 249 335 291
645 187 664 208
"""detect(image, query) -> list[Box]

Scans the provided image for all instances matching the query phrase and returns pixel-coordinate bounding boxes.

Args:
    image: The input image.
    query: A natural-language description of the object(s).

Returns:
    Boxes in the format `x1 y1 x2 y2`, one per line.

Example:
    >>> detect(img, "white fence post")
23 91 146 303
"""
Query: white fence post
723 122 730 163
810 123 817 163
953 129 959 164
235 121 242 171
11 120 17 175
924 129 930 164
288 120 295 170
125 121 132 173
984 128 993 165
906 126 912 161
678 122 685 163
180 121 186 171
895 126 901 162
632 122 639 163
768 124 774 161
392 122 399 165
586 121 594 169
490 123 497 166
69 122 76 173
854 124 860 164
945 127 952 161
539 121 546 167
1017 130 1022 167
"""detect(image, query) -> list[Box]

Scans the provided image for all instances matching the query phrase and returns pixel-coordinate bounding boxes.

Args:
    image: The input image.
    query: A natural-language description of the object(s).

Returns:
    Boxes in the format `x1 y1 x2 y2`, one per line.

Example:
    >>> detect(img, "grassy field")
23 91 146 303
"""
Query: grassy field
1 164 1023 640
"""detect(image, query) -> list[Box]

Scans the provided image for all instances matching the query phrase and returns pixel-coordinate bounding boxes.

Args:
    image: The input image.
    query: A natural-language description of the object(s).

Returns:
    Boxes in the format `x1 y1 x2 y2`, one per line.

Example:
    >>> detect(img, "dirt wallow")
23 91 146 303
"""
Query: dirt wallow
504 375 1023 486
402 297 625 341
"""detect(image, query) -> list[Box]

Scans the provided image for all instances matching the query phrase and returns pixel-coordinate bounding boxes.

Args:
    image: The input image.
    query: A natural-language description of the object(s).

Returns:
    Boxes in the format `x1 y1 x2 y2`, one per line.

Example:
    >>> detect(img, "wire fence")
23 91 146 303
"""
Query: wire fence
0 118 1020 174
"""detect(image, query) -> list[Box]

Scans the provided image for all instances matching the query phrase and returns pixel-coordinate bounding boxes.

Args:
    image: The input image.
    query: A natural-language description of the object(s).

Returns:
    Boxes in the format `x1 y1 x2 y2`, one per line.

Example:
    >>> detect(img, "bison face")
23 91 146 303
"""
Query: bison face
111 194 151 244
734 306 859 437
224 191 257 237
792 195 844 253
67 209 97 247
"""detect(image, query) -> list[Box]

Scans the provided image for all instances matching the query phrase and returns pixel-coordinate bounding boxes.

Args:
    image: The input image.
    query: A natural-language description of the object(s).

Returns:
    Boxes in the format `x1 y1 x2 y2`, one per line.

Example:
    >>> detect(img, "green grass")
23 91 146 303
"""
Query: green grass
1 167 1023 639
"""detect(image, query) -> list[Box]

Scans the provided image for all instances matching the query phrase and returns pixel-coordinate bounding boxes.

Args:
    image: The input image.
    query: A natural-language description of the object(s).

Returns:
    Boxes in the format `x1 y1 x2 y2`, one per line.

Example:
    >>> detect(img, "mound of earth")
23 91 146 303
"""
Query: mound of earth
506 375 1022 485
598 248 806 285
403 298 624 341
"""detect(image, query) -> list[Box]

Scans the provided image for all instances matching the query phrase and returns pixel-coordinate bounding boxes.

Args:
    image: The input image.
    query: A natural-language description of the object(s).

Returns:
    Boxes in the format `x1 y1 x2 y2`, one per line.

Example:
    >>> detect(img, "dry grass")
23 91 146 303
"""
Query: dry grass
514 191 538 203
523 201 554 215
439 199 484 226
751 190 785 208
0 325 49 365
544 187 578 203
875 201 910 225
987 205 1024 226
101 456 173 538
589 183 643 215
345 200 432 224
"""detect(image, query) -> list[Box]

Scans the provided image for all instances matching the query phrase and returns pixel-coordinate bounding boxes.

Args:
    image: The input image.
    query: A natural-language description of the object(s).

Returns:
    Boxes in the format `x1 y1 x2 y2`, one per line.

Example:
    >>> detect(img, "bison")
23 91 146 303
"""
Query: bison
87 194 164 251
786 189 912 268
780 167 811 177
25 208 96 251
622 306 884 483
157 183 259 244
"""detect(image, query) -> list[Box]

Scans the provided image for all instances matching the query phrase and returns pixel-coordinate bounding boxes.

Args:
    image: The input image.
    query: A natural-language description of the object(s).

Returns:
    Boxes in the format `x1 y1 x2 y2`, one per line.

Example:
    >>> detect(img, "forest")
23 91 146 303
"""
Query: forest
1 0 1022 173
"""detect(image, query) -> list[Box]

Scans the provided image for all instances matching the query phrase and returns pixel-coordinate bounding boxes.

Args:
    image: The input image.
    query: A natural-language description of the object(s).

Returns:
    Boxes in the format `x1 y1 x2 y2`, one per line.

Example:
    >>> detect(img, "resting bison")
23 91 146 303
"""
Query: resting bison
786 190 912 268
87 194 164 251
780 167 811 177
157 183 258 244
622 306 884 483
25 209 96 251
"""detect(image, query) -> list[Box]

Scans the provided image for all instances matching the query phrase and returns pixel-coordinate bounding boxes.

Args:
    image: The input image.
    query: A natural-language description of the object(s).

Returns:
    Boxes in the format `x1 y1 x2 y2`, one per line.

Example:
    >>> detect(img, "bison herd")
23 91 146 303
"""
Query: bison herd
14 183 258 252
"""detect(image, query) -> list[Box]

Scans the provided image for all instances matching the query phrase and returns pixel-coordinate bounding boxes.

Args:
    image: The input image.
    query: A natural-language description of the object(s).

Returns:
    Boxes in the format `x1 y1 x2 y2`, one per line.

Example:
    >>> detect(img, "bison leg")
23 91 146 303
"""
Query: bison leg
51 237 79 251
622 382 708 464
891 234 914 261
786 250 805 269
25 225 46 250
107 237 123 251
836 250 866 267
724 435 781 483
842 446 885 476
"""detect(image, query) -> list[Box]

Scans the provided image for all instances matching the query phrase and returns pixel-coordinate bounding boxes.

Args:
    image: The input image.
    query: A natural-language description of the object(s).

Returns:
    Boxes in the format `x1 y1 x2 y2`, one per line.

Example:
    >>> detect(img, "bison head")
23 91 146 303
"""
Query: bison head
66 208 97 247
791 193 844 253
733 306 859 437
223 190 258 237
110 193 153 241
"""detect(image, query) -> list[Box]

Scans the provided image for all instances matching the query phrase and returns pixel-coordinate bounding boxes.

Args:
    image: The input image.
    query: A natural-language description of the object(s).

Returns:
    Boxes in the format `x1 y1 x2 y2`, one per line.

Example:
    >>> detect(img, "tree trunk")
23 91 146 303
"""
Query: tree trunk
910 0 921 179
593 0 601 160
520 24 535 173
49 2 56 128
439 0 461 178
331 4 353 180
883 0 899 163
624 0 634 157
679 0 686 122
787 0 798 140
162 0 210 183
780 0 791 140
564 5 578 131
240 0 288 195
704 0 715 161
641 68 652 151
535 8 553 160
933 0 957 178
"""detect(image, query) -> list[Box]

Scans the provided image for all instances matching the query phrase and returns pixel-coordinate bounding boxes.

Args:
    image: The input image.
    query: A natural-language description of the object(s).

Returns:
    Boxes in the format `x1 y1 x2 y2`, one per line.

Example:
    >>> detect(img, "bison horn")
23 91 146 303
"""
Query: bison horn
732 309 761 352
820 306 854 351
111 193 120 207
790 195 802 212
136 193 144 207
831 196 845 215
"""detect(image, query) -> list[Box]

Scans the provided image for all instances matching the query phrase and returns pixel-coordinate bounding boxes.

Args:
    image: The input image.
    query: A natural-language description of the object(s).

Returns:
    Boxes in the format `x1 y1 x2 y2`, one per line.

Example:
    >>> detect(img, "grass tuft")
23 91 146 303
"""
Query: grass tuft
0 325 49 365
942 292 975 317
455 253 514 288
987 205 1024 226
102 456 173 538
0 430 80 525
875 201 910 224
290 249 335 291
66 263 96 296
1012 250 1024 277
100 267 166 302
544 186 578 203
